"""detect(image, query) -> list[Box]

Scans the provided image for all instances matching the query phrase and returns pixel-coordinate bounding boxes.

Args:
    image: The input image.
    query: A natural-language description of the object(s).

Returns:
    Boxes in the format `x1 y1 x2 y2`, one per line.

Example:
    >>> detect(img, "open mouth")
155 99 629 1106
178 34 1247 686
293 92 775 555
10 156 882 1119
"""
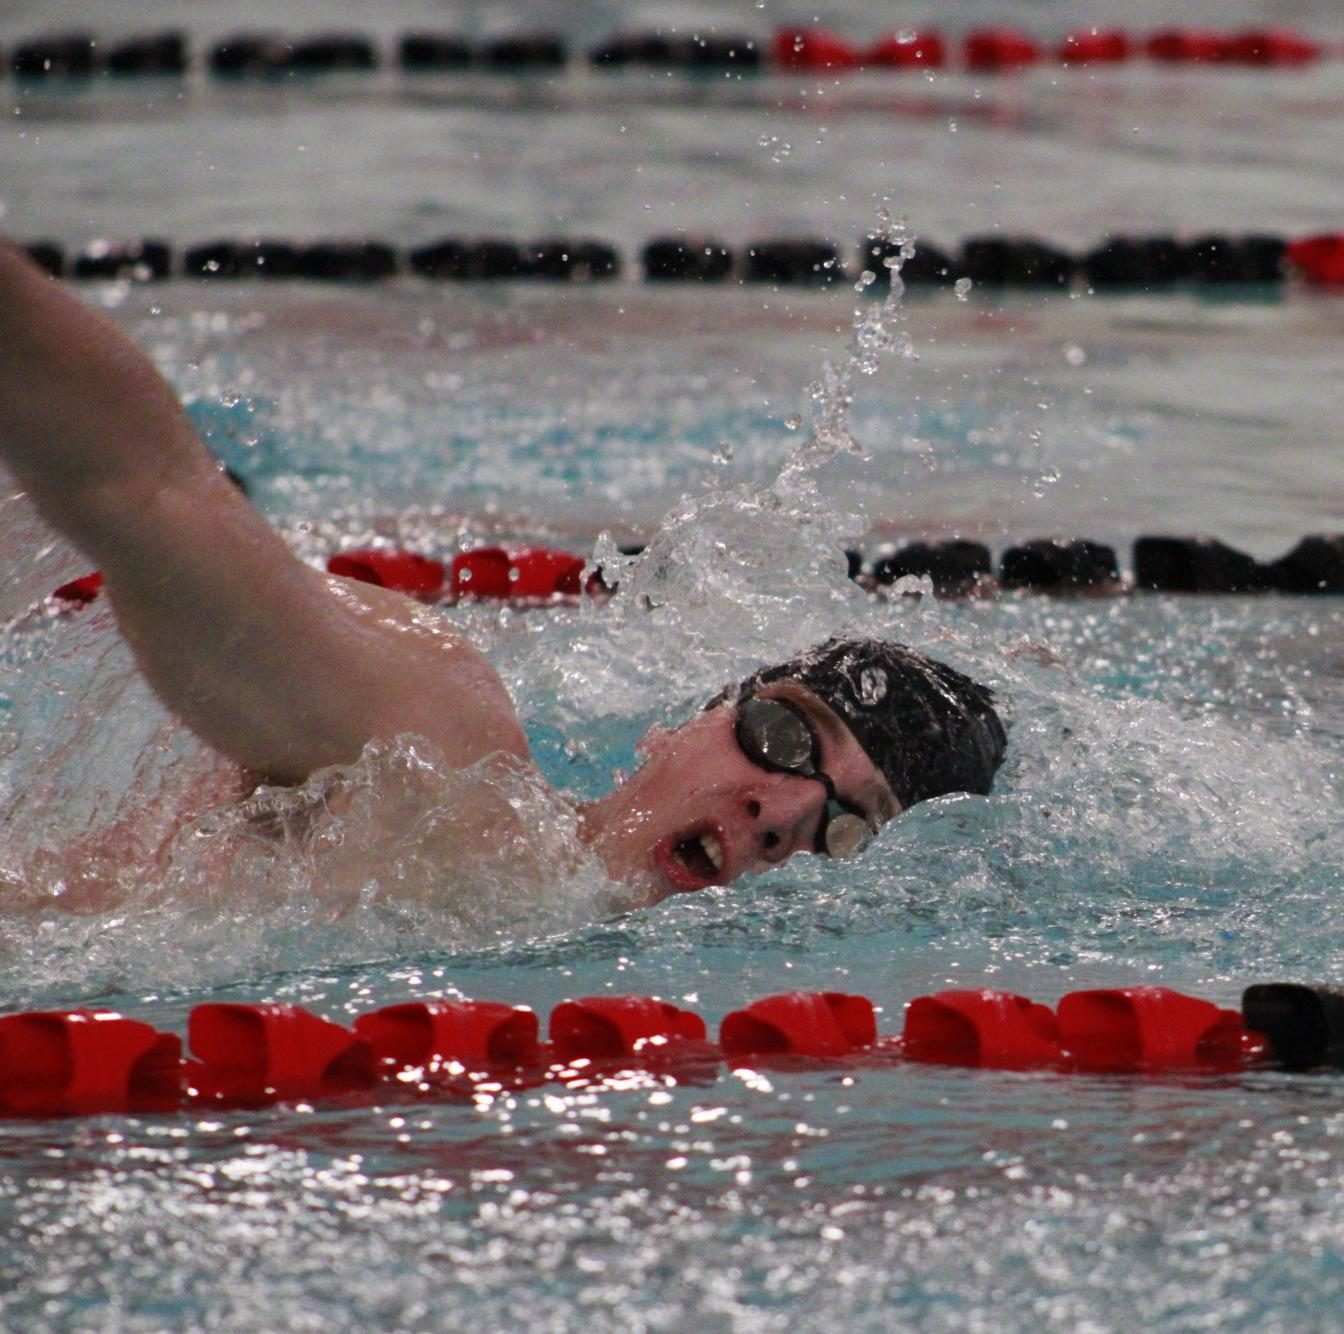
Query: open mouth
656 827 727 892
676 831 724 880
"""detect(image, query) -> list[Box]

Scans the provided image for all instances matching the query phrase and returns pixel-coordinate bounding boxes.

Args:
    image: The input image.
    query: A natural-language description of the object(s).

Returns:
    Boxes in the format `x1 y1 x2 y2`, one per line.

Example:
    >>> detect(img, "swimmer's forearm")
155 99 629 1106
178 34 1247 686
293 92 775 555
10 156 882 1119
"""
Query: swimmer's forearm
0 241 215 558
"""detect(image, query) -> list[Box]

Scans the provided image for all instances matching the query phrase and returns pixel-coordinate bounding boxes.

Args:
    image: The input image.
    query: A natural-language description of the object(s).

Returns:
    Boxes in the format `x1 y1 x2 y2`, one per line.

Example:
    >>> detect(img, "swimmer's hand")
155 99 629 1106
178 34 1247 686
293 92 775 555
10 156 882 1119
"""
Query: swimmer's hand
0 242 529 783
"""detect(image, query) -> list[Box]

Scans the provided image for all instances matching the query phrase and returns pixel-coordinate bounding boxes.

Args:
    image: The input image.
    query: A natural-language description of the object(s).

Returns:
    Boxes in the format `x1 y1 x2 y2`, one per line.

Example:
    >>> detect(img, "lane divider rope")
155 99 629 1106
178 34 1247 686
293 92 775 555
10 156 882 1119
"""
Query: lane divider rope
46 534 1344 612
18 233 1344 289
0 983 1336 1117
3 26 1339 81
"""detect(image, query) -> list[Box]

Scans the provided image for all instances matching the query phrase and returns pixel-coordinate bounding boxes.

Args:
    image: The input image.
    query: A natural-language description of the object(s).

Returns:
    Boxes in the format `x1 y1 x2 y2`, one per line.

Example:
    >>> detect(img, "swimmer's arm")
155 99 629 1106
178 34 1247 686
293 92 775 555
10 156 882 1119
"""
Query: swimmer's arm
0 241 529 782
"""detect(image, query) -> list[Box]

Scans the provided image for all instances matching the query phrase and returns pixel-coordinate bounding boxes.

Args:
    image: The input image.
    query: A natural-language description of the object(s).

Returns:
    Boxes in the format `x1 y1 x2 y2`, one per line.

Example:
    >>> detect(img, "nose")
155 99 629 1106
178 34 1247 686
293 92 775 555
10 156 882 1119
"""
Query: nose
742 776 823 865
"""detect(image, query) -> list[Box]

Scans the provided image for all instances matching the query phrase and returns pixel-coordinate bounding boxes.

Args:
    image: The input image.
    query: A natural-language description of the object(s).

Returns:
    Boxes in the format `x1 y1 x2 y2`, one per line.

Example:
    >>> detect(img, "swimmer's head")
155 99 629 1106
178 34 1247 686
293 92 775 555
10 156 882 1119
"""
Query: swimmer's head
712 637 1006 812
580 637 1006 903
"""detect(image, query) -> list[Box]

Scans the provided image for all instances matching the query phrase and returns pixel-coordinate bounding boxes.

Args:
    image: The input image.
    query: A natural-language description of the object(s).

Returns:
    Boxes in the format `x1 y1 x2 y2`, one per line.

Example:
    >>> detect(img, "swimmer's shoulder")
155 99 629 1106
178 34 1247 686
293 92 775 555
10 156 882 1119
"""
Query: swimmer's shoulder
319 572 532 769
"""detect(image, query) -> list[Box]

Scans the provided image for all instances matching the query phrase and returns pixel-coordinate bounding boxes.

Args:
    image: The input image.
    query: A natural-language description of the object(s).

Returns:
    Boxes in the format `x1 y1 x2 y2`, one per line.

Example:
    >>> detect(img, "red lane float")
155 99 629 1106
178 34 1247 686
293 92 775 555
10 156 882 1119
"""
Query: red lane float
1224 29 1322 66
1145 30 1232 63
0 1010 181 1115
355 999 539 1071
964 29 1041 71
1287 235 1344 287
327 548 445 599
1058 30 1131 64
451 545 586 600
901 989 1061 1069
550 995 706 1058
52 572 104 606
1056 987 1264 1072
719 990 876 1059
866 31 945 69
772 29 860 72
548 995 718 1085
186 1003 375 1102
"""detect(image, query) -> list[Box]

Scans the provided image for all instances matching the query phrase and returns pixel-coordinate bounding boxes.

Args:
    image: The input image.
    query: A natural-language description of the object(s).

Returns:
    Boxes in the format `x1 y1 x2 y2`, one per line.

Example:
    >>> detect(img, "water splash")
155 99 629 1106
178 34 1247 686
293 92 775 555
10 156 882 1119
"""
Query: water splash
552 213 935 717
779 212 918 481
0 719 616 1000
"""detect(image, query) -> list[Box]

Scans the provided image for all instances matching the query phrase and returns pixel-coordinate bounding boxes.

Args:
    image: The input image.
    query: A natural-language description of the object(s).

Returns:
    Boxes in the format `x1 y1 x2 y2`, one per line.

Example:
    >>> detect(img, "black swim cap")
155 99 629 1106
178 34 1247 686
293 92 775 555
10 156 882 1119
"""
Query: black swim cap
720 637 1006 811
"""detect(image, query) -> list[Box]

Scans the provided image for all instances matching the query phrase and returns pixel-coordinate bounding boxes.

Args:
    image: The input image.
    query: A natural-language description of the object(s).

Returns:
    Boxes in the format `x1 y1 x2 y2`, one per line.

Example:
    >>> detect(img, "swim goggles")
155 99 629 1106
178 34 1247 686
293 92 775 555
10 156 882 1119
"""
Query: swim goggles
734 696 876 859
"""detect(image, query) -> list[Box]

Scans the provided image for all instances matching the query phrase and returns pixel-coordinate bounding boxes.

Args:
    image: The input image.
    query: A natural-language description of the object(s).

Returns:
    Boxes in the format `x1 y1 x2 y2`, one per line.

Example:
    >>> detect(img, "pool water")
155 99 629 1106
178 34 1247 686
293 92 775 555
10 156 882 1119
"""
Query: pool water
2 2 1344 1329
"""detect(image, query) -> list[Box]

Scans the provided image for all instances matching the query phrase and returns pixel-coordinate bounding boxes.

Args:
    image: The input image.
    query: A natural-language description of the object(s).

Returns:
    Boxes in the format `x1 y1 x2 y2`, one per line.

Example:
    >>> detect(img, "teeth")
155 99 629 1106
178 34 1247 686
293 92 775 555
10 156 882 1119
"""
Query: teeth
701 833 724 874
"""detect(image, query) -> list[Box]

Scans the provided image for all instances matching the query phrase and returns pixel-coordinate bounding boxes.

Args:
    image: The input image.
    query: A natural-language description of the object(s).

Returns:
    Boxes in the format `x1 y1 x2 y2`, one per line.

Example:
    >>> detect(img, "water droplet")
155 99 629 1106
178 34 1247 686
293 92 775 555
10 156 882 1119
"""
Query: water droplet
784 413 804 431
1031 465 1061 498
858 668 888 705
1065 344 1086 367
954 277 973 301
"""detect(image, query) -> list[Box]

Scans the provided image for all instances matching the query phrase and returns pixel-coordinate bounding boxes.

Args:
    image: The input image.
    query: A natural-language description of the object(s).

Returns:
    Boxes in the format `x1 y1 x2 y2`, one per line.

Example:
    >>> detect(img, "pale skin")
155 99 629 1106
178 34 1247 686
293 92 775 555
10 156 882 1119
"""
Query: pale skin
0 243 896 906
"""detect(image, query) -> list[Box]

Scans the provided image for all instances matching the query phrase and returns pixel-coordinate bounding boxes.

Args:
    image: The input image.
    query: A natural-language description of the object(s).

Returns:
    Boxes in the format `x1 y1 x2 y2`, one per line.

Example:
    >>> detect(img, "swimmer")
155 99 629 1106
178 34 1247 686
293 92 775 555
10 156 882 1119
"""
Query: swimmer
0 242 1005 905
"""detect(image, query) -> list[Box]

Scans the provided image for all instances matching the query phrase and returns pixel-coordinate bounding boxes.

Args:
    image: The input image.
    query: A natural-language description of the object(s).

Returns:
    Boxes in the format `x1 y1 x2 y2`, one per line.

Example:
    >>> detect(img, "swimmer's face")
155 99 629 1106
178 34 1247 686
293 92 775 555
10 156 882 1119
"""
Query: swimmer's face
584 680 899 903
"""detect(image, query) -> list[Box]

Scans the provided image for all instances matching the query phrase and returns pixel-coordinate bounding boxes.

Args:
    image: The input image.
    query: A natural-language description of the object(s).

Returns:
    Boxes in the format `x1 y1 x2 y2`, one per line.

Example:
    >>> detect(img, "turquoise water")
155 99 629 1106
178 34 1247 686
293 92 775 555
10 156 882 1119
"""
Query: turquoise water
2 4 1344 1330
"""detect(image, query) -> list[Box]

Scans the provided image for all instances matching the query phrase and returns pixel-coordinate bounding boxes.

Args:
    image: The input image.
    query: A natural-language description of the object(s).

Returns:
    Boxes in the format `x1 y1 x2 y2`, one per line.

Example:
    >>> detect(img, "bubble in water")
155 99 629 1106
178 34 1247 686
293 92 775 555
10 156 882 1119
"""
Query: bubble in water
1065 344 1087 367
954 277 973 301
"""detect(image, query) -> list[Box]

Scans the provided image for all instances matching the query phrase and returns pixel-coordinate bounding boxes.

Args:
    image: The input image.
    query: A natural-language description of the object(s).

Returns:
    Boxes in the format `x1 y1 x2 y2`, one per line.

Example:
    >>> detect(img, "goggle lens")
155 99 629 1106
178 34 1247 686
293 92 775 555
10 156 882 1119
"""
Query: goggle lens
737 697 814 771
821 809 872 859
